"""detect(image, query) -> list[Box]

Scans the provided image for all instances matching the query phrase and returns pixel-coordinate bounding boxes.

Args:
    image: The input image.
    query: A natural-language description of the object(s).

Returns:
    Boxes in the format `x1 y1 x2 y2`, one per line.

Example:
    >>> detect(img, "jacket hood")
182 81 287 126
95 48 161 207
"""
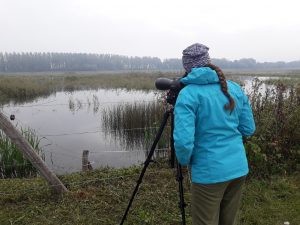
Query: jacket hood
180 67 219 85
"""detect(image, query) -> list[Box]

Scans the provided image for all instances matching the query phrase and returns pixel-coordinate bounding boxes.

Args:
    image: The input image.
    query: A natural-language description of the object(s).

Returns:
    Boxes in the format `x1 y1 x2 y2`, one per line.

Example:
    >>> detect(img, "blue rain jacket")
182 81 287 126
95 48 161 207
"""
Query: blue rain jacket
174 67 255 184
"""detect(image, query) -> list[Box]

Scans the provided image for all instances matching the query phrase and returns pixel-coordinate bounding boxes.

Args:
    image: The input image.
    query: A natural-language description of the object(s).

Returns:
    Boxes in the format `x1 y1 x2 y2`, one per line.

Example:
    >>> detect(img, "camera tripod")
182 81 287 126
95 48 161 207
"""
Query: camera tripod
120 106 187 225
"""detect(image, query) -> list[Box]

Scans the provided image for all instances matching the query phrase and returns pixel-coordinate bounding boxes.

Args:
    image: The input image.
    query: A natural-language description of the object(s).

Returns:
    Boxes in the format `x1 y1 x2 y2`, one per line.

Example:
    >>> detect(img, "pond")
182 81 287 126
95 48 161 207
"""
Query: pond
1 76 275 174
2 89 164 174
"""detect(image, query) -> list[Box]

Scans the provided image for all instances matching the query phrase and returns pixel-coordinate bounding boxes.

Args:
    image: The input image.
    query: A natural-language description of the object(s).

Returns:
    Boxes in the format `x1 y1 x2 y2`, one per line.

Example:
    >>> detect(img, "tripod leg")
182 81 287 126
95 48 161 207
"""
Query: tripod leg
171 111 186 225
120 110 170 225
176 162 187 225
170 108 176 168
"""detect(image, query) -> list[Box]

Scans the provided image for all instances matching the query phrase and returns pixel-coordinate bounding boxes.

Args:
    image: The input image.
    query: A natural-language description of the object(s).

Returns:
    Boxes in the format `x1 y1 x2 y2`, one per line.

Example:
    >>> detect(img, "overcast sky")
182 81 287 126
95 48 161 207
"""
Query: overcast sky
0 0 299 62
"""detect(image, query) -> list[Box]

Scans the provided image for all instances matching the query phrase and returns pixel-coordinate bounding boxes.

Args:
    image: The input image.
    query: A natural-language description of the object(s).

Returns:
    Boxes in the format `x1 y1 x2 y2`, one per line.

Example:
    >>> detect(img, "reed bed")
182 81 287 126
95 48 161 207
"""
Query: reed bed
0 76 55 104
0 128 44 178
264 77 300 85
224 69 300 78
101 100 169 151
1 70 299 105
0 72 178 105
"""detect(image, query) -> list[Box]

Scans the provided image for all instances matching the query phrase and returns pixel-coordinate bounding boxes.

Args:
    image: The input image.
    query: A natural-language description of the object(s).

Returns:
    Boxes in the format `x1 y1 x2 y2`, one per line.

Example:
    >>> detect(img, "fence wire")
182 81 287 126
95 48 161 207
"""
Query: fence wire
5 99 157 108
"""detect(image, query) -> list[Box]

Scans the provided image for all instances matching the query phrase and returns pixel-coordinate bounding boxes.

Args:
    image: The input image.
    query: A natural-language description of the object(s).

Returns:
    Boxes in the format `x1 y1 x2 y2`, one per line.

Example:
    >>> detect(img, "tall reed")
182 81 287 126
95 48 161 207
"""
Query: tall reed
101 100 169 151
0 128 44 178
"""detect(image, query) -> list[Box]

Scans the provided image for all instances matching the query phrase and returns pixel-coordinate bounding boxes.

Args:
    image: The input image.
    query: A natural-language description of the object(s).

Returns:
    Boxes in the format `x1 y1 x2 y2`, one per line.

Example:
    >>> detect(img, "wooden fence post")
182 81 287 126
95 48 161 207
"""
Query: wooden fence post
0 112 68 194
82 150 93 172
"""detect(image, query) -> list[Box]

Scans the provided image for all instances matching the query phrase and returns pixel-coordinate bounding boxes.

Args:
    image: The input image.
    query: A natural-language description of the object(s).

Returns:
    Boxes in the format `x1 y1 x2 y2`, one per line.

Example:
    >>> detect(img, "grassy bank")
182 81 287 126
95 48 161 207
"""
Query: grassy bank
0 162 299 225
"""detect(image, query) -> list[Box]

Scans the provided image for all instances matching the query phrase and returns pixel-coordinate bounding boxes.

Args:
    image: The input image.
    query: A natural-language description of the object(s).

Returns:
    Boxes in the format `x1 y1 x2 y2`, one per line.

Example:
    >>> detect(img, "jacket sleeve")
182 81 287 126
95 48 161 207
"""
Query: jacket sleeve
173 89 197 166
238 92 256 136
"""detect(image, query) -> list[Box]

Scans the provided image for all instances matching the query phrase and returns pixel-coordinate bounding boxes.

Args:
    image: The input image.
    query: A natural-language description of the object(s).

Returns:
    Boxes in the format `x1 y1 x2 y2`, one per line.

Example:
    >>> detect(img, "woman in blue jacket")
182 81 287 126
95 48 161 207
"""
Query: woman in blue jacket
174 43 255 225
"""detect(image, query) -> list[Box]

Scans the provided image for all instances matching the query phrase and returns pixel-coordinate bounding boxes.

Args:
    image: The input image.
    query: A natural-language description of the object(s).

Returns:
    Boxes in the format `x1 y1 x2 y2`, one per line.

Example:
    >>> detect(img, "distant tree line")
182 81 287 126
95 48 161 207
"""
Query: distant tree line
0 52 299 72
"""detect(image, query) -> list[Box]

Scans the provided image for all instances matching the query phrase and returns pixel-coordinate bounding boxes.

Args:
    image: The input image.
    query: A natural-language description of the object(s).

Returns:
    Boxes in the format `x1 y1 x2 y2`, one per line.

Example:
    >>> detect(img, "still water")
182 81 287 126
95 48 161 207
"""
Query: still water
2 77 270 174
3 89 158 174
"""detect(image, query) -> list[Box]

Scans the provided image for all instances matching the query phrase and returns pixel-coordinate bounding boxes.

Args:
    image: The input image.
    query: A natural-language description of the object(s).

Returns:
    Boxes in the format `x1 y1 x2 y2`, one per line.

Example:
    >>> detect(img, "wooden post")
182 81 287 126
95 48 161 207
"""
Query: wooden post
82 150 93 172
0 112 68 194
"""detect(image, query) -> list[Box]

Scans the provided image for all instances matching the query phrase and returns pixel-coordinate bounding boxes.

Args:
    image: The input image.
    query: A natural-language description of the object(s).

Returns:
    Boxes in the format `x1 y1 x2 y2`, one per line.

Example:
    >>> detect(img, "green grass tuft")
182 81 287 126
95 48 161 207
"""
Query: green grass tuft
0 128 44 178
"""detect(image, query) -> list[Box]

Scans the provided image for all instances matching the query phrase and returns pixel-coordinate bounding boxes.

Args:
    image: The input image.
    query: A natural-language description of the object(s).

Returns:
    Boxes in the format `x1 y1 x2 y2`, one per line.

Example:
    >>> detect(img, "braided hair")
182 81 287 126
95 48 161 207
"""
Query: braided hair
207 63 235 113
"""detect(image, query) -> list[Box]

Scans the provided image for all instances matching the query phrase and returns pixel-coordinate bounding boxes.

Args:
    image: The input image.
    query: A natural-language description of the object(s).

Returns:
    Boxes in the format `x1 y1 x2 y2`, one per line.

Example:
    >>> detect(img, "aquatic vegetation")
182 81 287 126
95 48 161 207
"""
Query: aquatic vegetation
67 95 101 113
0 128 44 178
101 100 169 152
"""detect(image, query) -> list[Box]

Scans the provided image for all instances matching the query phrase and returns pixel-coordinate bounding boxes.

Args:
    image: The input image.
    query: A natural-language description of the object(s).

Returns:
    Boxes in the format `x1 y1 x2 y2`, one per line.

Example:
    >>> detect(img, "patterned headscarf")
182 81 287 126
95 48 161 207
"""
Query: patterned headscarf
182 43 211 73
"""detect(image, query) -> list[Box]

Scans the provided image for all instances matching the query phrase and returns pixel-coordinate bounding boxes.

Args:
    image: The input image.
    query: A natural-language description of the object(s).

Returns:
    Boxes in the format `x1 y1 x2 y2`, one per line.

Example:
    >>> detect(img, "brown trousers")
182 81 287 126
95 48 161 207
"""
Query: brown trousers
191 176 246 225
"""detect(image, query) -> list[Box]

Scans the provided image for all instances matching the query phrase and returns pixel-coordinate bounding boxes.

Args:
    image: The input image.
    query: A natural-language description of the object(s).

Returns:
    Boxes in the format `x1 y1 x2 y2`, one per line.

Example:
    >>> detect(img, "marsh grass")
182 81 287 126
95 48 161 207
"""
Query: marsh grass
264 77 300 85
246 79 300 177
0 128 44 178
0 76 55 104
101 100 169 151
1 70 299 105
0 72 178 105
225 70 300 78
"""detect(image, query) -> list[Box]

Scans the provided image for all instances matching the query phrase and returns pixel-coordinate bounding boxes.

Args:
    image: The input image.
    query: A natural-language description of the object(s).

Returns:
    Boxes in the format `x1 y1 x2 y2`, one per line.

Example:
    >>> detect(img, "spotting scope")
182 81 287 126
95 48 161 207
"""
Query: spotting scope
155 78 184 91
